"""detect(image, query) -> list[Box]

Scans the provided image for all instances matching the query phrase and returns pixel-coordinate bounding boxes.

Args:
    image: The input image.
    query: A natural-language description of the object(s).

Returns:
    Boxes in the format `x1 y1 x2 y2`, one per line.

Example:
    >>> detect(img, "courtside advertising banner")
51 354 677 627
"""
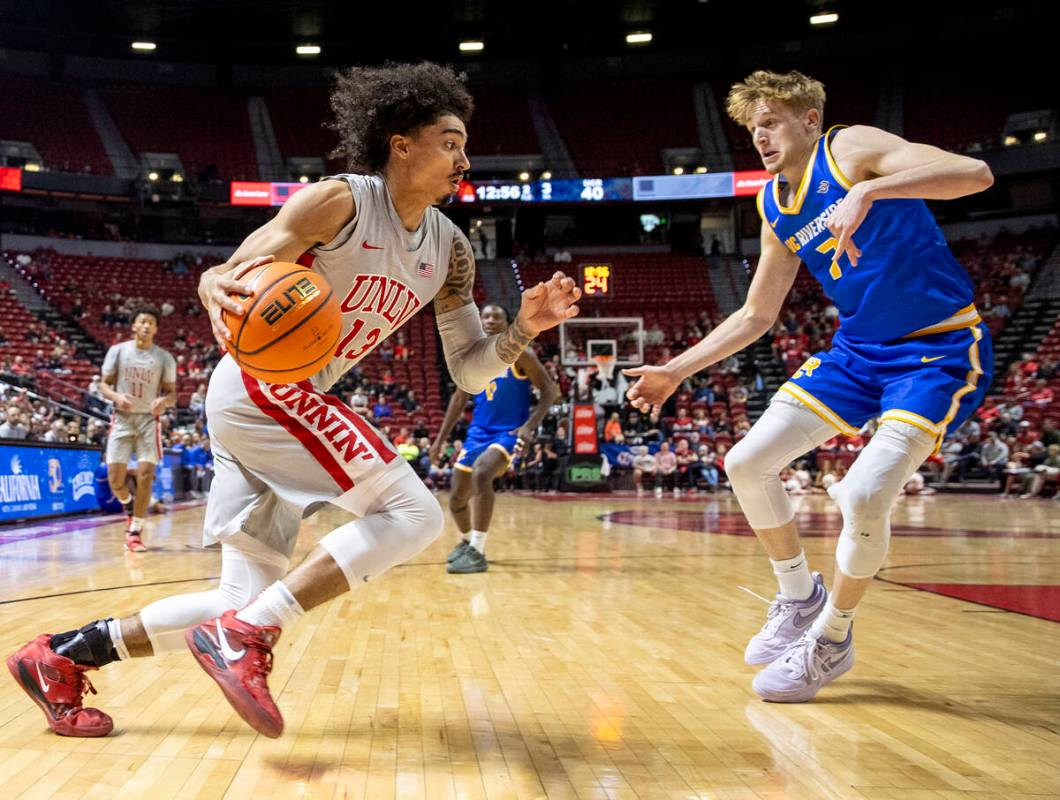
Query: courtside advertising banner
0 443 100 523
572 404 599 455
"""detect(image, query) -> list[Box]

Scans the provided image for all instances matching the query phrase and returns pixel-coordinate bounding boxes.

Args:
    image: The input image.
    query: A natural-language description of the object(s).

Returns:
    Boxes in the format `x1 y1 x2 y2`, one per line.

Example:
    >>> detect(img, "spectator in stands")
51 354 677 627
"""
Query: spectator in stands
397 436 420 463
1041 419 1060 447
372 394 392 418
1027 379 1054 407
193 438 214 494
1002 441 1046 495
1021 444 1060 499
730 383 750 405
979 432 1009 488
604 412 624 443
189 383 207 417
0 327 6 347
1038 359 1057 381
944 434 982 484
645 323 665 346
42 418 68 443
653 441 678 497
692 444 719 491
540 439 560 493
0 404 29 439
632 445 656 496
671 407 694 436
674 439 698 494
401 390 420 413
160 300 175 317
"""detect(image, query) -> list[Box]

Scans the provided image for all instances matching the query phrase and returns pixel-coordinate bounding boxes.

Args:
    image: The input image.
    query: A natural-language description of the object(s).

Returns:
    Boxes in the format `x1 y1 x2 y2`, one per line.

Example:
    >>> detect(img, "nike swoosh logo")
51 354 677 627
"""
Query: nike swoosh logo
921 355 944 363
791 609 818 629
36 663 51 692
216 619 246 662
361 241 384 250
770 216 780 227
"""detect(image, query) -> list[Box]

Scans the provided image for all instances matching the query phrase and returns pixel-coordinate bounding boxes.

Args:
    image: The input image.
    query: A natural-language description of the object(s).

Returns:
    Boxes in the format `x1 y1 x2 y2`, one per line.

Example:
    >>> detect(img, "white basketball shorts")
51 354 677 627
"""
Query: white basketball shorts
106 412 162 465
202 354 414 558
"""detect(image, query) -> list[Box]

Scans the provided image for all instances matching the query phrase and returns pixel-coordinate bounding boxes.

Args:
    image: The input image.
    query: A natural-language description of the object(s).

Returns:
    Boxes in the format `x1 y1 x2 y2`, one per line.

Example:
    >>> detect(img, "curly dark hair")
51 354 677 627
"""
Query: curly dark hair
328 62 474 174
132 304 161 325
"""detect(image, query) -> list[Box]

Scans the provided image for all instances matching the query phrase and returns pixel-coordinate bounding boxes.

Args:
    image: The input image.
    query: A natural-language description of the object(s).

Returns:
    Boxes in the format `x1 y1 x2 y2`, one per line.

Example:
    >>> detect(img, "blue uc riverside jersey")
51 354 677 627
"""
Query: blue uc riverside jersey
470 364 532 433
758 126 976 343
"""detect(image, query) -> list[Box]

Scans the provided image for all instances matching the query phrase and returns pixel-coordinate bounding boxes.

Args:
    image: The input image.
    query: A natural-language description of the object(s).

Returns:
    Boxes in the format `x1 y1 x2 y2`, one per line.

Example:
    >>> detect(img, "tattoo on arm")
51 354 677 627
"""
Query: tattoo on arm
434 232 475 314
496 318 534 364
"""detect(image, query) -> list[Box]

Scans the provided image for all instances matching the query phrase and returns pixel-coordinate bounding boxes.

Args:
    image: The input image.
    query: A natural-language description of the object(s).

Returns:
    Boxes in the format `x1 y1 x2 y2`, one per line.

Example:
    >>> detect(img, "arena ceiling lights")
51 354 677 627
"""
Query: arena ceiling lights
296 44 321 56
130 41 156 52
625 32 652 45
809 12 839 25
459 40 485 53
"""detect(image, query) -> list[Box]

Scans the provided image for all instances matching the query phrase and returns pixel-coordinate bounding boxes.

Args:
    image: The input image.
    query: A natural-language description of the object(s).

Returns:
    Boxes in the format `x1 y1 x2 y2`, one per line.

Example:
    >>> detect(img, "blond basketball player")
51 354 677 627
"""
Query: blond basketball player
98 305 176 551
7 62 580 738
625 70 993 702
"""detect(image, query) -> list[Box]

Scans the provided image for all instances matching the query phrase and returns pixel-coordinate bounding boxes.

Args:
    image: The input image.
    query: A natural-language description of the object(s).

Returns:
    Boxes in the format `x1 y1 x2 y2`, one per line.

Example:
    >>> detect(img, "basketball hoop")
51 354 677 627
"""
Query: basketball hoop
592 354 616 382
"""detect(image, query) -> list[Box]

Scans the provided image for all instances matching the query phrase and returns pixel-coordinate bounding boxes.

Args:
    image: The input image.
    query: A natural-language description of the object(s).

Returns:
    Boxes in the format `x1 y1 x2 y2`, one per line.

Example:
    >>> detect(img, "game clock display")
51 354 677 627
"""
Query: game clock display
459 178 633 204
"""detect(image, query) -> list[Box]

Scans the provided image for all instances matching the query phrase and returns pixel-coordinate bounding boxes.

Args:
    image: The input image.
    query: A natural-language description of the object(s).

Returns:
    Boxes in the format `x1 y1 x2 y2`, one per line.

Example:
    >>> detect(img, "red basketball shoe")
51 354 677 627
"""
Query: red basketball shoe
124 530 147 552
6 634 114 737
185 610 283 738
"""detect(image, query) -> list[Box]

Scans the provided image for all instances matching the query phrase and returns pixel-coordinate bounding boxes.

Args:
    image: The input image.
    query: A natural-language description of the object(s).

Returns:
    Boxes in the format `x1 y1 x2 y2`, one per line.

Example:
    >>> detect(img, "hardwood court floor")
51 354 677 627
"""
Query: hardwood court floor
0 490 1058 800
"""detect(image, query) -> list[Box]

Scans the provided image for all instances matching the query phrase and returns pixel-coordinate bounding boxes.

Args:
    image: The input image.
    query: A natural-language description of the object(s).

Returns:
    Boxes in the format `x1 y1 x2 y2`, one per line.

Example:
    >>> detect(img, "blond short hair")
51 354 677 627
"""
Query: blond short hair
725 70 826 127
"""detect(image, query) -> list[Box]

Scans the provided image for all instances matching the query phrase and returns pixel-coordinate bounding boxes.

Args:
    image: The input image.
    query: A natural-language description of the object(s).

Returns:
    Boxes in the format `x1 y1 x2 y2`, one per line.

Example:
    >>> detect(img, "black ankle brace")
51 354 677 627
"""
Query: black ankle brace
51 619 119 667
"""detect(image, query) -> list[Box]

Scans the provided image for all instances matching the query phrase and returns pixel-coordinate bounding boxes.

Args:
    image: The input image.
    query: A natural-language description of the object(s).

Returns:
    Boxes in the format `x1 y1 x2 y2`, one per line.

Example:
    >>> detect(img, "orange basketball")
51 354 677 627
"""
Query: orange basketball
222 261 342 384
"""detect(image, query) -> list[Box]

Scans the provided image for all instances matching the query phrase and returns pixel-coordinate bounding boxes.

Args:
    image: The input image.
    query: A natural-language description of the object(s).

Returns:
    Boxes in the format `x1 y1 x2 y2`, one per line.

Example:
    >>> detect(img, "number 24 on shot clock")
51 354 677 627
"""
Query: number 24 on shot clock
582 264 612 296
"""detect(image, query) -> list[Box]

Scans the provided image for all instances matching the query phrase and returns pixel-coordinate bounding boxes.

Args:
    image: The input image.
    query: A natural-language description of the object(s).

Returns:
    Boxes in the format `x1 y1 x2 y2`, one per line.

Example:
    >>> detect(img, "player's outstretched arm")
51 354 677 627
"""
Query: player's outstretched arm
827 125 994 267
198 180 354 349
513 349 561 442
434 230 580 394
624 220 800 414
430 388 471 465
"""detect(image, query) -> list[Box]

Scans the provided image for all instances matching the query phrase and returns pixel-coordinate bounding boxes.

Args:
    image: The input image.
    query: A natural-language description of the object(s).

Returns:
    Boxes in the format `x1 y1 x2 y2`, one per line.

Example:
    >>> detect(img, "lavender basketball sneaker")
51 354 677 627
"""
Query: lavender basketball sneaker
744 572 827 665
752 629 855 703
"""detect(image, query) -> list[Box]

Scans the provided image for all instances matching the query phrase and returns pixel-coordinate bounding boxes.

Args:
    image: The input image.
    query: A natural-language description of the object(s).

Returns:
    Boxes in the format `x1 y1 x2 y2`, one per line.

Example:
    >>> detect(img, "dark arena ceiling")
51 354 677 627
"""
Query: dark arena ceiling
0 0 1050 68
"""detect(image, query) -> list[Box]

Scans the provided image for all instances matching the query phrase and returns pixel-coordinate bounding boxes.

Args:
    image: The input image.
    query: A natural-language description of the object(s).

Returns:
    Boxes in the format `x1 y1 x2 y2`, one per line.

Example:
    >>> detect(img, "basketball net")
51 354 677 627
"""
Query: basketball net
591 354 616 383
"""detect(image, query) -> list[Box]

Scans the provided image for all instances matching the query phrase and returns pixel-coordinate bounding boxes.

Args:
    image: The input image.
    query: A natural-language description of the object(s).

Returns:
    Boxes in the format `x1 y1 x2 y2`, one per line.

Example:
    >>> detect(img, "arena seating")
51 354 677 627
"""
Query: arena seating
0 76 112 175
547 79 700 176
102 85 258 180
265 88 345 174
4 251 446 429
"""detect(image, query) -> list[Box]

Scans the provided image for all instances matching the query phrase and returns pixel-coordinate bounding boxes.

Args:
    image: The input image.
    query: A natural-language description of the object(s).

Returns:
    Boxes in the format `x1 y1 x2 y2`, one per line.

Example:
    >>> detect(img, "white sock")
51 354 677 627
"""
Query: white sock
236 581 305 629
469 530 488 554
770 550 814 600
107 618 130 661
809 598 857 643
129 516 146 533
116 490 132 504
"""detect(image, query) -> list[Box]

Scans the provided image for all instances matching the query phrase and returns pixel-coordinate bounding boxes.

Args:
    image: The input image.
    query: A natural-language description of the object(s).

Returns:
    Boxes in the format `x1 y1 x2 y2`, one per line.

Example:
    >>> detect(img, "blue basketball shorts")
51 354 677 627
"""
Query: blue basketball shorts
455 427 519 471
780 323 992 447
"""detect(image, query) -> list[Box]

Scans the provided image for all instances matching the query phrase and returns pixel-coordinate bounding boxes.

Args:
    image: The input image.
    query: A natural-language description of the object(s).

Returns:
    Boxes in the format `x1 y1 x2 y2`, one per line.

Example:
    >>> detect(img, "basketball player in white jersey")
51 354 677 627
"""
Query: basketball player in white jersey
7 62 580 739
98 305 177 551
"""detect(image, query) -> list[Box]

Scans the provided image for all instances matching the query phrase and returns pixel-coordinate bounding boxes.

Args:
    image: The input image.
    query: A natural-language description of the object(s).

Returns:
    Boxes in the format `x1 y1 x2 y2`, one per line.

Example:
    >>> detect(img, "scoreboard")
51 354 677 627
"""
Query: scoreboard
458 178 632 204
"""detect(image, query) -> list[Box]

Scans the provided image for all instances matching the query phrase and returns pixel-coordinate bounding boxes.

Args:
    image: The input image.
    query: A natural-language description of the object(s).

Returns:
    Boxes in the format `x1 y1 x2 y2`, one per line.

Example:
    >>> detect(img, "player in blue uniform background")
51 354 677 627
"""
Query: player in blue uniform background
623 70 995 702
431 304 559 573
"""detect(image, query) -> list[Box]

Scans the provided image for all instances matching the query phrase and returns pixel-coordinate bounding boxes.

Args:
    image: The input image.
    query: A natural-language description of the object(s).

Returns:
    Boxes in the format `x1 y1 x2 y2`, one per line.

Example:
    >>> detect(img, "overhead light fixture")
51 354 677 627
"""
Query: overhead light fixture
459 40 485 52
131 41 156 52
626 32 652 44
299 175 310 183
541 171 552 180
694 166 708 174
672 166 685 175
296 44 321 56
1033 131 1048 142
170 173 183 183
518 171 530 181
24 162 42 173
1003 135 1019 146
147 171 159 181
809 12 838 25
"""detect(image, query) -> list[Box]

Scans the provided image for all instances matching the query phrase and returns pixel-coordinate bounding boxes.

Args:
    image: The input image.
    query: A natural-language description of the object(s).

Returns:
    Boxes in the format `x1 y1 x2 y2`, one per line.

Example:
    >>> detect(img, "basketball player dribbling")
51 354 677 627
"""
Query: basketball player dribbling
624 70 995 702
97 305 177 551
431 303 560 573
7 62 581 738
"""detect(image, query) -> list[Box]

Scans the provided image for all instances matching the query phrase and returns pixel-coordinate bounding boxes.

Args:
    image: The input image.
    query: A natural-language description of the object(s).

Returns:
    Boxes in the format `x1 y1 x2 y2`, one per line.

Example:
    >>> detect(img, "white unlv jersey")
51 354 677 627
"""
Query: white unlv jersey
304 174 455 391
101 340 176 415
